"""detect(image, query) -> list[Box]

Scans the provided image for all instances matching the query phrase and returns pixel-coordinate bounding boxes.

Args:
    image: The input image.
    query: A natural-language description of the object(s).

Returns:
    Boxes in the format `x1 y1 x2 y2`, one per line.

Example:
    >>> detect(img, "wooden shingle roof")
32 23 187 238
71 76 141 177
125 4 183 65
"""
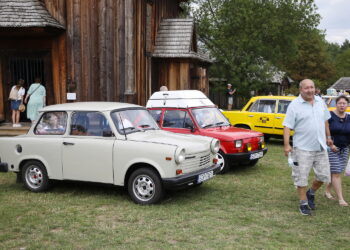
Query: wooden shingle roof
153 18 211 63
330 77 350 90
0 0 64 29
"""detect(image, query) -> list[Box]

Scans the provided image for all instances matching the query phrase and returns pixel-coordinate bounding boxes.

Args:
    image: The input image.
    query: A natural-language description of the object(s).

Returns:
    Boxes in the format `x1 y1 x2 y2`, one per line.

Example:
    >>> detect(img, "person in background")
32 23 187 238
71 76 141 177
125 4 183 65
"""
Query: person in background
315 88 322 97
325 95 350 207
226 83 236 110
283 79 332 216
8 79 25 127
160 86 168 91
25 77 46 123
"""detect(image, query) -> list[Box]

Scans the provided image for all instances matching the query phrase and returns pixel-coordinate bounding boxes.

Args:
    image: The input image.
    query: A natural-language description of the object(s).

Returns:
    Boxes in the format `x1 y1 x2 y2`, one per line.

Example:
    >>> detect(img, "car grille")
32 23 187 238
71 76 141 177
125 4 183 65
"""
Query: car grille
181 151 211 173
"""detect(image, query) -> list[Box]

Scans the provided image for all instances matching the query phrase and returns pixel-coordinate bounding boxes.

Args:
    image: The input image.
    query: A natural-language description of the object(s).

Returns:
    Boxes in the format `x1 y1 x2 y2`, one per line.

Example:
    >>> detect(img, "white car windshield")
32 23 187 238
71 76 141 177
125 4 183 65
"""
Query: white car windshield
192 107 230 128
111 109 159 134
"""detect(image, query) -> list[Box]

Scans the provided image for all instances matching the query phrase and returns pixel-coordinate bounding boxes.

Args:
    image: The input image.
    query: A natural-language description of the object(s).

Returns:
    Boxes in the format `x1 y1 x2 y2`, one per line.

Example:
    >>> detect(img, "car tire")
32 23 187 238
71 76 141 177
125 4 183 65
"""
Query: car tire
217 150 230 174
128 168 164 205
22 161 51 192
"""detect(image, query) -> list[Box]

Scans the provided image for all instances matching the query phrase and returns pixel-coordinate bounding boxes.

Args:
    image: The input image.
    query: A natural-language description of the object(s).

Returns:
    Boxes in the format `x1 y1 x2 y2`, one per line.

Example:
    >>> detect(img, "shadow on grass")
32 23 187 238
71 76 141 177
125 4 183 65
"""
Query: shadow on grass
45 180 212 205
266 137 284 146
49 180 127 198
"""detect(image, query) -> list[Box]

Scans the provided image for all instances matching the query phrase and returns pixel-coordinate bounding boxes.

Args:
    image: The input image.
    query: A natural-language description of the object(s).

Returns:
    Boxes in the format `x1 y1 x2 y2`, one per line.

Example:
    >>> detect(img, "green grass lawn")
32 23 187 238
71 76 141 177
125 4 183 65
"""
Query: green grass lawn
1 140 350 249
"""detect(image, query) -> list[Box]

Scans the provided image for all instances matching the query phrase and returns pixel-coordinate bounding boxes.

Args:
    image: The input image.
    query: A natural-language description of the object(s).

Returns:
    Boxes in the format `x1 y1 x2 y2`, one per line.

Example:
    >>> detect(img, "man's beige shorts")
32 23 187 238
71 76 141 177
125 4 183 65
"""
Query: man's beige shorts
291 148 330 187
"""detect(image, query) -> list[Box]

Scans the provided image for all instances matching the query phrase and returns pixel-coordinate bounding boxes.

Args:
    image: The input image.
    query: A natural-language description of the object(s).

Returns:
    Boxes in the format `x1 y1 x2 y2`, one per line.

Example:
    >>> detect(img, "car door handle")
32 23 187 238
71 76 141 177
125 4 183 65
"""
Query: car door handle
63 142 75 146
248 115 254 117
275 117 282 119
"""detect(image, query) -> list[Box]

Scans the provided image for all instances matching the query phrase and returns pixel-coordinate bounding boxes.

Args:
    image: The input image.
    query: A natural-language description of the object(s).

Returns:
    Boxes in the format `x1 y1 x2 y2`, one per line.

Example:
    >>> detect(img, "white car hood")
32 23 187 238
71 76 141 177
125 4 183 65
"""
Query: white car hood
125 130 211 154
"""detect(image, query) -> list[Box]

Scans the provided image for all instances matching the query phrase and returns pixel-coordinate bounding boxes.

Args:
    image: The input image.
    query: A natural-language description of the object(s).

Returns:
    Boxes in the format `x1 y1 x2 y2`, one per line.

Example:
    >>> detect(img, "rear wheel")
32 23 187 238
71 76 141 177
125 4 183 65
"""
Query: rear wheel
217 150 230 174
128 168 164 205
22 161 51 192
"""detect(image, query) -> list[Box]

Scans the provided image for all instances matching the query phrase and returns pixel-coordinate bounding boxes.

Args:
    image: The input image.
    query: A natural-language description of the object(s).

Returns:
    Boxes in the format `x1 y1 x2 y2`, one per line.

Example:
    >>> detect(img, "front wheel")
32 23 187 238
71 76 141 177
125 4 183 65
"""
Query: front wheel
217 150 230 174
128 168 164 205
22 161 51 192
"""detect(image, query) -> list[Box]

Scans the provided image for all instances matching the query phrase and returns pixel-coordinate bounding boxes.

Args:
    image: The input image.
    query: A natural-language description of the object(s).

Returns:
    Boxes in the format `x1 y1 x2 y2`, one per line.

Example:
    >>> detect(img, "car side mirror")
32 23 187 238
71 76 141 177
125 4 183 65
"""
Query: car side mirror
102 130 114 137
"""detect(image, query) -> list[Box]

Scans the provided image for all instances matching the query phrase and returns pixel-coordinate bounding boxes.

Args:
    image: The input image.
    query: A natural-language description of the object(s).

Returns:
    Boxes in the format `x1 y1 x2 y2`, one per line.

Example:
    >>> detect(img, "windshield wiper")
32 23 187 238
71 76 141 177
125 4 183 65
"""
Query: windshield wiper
202 124 215 129
139 124 150 128
139 124 157 131
123 126 142 132
215 122 230 127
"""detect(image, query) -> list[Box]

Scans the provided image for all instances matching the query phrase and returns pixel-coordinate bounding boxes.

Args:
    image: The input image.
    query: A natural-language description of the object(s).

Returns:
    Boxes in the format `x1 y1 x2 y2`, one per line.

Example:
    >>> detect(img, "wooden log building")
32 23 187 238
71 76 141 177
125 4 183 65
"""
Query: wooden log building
0 0 211 121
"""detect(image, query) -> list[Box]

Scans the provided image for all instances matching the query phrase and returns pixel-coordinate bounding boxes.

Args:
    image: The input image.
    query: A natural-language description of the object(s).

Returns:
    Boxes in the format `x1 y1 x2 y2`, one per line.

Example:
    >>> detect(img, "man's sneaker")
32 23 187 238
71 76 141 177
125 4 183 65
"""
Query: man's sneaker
306 189 316 210
299 204 312 215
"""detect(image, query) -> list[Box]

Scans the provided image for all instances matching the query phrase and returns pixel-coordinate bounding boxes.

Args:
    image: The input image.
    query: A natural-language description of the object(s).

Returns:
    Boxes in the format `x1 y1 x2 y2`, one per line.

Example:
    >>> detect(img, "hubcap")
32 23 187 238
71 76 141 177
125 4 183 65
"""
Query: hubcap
132 175 155 201
217 153 225 171
25 166 43 189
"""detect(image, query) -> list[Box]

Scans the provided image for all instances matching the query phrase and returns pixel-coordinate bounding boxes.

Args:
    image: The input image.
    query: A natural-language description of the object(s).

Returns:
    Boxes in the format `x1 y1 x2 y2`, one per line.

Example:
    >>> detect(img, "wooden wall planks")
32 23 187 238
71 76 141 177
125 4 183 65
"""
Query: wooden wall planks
42 0 186 105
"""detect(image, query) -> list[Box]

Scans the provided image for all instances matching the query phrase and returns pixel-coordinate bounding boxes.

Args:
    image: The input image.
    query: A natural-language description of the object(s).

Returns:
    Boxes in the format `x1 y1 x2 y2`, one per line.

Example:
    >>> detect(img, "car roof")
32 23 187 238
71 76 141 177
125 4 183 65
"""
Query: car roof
40 102 142 112
249 96 296 101
147 90 215 108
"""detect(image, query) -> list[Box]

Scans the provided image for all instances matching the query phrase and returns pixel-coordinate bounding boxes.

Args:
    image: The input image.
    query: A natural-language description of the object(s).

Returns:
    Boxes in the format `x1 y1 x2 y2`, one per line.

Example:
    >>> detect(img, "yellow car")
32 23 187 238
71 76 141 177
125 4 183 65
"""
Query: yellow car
222 96 296 139
322 95 350 112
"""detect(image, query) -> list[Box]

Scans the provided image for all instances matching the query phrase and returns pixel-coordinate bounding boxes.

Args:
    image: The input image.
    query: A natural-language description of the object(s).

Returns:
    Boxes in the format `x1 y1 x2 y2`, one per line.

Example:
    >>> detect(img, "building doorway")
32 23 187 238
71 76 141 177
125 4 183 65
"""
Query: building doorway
1 51 53 122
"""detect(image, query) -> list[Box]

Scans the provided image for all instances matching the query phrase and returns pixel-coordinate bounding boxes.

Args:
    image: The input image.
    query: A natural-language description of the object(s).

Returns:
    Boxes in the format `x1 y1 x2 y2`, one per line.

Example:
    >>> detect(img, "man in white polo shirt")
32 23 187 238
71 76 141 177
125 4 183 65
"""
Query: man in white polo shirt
283 79 332 215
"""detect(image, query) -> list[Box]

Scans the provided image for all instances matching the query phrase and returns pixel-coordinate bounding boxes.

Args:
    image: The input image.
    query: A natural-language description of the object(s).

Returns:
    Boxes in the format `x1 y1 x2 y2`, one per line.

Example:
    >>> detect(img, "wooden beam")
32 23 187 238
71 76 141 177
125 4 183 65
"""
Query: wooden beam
124 0 135 102
0 59 4 121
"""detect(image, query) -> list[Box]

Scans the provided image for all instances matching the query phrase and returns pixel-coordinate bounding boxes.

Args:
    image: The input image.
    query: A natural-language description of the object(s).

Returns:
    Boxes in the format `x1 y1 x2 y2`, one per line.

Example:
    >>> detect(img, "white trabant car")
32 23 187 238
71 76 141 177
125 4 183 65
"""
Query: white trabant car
0 102 221 205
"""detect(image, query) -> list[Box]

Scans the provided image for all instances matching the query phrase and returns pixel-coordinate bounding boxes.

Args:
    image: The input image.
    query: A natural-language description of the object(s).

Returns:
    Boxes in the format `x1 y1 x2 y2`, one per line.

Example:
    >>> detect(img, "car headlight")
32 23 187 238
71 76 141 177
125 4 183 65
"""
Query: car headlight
259 136 264 143
210 139 220 154
235 140 242 148
175 147 186 164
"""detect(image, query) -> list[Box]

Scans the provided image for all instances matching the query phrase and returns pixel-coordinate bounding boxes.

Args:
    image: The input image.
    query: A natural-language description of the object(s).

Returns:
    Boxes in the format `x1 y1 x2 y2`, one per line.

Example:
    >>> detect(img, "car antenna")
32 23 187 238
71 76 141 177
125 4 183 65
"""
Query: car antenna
162 92 169 106
118 113 127 140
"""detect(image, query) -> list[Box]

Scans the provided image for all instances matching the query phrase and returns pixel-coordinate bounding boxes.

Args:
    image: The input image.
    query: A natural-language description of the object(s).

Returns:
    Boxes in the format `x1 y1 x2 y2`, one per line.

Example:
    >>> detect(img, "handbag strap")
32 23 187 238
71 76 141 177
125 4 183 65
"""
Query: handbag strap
29 84 41 96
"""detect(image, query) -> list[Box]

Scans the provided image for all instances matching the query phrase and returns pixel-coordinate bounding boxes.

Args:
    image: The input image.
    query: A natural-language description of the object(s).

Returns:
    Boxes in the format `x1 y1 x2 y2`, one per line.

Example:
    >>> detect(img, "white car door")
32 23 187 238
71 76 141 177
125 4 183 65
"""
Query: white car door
62 111 115 183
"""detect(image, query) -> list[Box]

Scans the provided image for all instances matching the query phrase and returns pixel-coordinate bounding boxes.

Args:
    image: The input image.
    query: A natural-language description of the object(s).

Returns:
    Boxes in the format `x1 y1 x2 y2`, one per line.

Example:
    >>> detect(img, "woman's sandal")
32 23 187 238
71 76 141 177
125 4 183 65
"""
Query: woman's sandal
324 192 336 200
339 200 349 207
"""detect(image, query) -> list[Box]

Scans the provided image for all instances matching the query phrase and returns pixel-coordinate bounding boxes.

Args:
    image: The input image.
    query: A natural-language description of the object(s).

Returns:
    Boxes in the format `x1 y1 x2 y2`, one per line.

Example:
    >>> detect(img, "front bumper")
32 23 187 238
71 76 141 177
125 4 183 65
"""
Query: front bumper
226 148 268 162
162 164 221 190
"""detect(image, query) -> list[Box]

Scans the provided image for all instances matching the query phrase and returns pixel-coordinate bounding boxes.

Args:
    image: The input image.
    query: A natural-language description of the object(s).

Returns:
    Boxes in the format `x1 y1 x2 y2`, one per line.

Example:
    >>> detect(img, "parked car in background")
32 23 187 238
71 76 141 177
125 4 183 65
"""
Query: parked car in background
147 90 267 174
0 102 221 205
322 95 350 113
223 96 296 140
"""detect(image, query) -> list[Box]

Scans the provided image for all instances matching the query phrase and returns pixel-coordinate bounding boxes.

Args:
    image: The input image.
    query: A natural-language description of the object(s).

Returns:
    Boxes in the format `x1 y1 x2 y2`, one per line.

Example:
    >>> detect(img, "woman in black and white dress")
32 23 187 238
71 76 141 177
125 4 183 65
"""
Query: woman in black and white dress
325 95 350 206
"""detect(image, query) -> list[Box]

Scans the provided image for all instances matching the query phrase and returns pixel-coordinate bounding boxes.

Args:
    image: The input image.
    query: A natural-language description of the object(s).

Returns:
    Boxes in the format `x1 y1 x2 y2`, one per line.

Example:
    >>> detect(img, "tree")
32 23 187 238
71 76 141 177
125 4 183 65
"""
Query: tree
192 0 321 95
340 39 350 52
335 48 350 78
287 30 336 92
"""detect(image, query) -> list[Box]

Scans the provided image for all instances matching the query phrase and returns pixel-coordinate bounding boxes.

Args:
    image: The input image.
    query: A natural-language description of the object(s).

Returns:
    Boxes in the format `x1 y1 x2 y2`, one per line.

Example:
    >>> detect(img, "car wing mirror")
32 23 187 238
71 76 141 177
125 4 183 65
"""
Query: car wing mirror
102 130 114 137
188 125 196 133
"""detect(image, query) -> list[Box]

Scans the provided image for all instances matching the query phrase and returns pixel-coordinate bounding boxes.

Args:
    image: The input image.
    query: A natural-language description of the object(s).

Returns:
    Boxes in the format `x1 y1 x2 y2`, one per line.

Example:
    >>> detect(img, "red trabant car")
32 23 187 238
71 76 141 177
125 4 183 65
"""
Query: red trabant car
147 90 267 173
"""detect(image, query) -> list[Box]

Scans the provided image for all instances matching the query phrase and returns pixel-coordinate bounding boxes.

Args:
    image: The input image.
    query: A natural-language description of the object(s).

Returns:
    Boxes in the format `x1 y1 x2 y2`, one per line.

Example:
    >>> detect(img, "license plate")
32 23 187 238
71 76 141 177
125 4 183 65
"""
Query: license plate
249 151 263 160
197 170 214 183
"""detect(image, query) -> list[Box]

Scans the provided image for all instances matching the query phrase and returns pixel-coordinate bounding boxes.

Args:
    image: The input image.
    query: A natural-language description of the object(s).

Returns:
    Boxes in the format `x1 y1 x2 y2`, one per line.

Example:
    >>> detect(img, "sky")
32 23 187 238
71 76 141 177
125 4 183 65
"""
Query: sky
314 0 350 44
